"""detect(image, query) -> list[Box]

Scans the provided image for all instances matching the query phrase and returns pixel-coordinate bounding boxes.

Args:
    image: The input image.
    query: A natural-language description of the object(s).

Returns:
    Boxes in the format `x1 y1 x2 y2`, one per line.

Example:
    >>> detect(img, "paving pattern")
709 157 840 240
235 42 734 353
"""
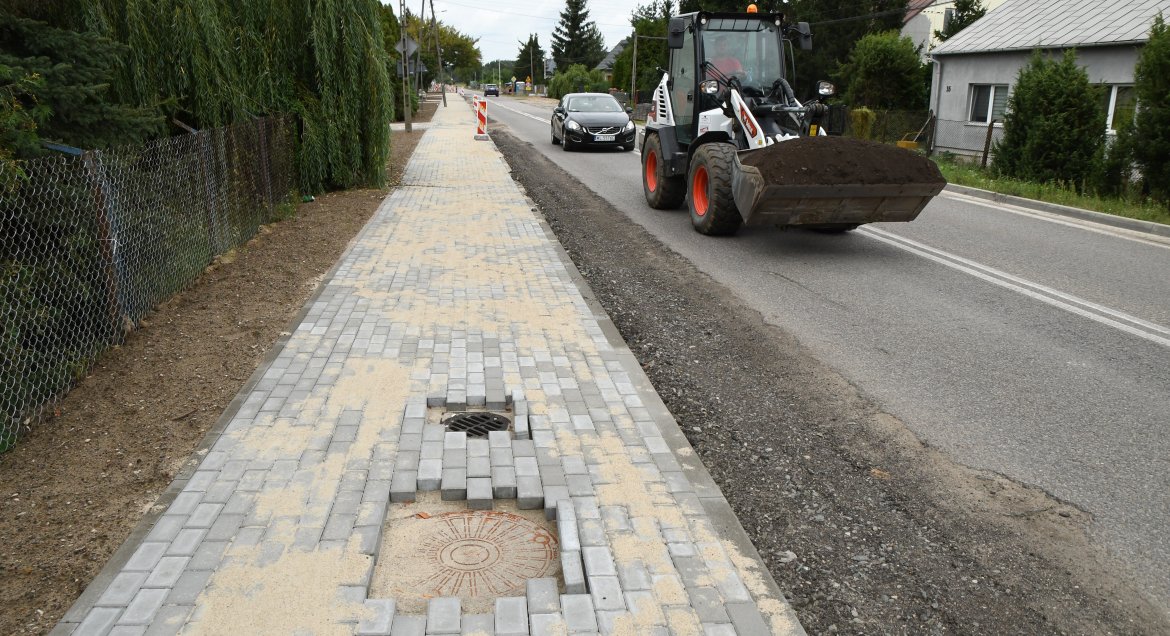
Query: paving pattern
54 99 805 635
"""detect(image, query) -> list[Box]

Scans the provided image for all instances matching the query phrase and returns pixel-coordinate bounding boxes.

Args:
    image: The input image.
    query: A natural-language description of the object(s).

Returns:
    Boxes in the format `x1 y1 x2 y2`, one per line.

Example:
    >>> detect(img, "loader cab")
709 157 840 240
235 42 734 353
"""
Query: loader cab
665 12 793 148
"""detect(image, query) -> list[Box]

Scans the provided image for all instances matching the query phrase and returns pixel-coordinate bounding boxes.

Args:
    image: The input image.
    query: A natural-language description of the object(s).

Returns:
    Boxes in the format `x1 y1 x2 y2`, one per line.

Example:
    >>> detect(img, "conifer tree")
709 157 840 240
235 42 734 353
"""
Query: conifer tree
551 0 608 72
1131 13 1170 202
513 35 547 84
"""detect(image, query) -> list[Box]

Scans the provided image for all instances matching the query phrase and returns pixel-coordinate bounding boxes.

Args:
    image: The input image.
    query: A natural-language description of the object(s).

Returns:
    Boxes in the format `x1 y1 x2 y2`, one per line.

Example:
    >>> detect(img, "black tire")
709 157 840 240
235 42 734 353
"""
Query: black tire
688 143 743 236
809 224 860 233
622 143 635 151
562 128 574 151
551 125 560 145
642 133 685 209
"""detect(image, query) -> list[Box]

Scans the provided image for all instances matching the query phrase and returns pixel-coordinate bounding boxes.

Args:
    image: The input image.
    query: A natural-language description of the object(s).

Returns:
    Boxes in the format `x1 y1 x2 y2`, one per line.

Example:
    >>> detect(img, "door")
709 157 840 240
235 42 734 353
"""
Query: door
669 18 698 146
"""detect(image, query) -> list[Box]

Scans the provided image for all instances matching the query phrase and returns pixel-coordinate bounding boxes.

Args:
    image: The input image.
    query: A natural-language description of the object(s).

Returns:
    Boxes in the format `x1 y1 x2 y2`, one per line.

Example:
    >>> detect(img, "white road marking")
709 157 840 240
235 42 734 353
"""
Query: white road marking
862 226 1170 349
938 190 1170 249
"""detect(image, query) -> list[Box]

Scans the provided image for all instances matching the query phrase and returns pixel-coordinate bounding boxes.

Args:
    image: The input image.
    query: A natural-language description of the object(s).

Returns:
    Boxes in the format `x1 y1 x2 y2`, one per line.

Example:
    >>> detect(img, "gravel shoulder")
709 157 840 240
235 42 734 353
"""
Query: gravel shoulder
490 127 1170 635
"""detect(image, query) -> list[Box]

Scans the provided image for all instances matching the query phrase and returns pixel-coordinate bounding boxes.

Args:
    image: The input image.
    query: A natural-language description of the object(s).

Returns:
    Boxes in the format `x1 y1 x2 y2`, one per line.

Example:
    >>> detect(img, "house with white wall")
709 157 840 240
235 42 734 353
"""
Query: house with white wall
928 0 1169 159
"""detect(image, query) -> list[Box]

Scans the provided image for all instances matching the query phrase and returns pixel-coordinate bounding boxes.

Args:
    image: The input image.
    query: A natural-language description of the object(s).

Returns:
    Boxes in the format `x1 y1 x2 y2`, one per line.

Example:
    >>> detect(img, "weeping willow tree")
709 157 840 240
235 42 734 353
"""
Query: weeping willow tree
69 0 395 191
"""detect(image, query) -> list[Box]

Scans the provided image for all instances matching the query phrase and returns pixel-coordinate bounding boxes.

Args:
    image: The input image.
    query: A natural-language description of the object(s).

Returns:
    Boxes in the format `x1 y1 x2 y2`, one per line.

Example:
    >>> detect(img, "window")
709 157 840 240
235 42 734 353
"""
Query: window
969 84 1009 123
1096 84 1136 132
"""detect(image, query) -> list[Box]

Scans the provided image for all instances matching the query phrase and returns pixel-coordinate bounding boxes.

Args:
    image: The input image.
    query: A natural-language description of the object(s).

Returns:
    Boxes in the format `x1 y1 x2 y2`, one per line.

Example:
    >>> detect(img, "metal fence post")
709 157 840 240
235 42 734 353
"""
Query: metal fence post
81 151 125 340
981 119 997 169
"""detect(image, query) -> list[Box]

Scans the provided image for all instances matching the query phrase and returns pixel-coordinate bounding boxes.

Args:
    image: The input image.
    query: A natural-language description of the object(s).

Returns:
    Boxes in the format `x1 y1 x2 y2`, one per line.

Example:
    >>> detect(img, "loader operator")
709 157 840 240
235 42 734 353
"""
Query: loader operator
707 35 744 80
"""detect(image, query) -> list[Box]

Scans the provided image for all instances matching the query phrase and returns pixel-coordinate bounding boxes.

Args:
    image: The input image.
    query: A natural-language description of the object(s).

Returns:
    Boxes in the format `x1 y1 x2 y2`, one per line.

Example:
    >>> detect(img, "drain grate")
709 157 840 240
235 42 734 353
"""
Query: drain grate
443 412 511 437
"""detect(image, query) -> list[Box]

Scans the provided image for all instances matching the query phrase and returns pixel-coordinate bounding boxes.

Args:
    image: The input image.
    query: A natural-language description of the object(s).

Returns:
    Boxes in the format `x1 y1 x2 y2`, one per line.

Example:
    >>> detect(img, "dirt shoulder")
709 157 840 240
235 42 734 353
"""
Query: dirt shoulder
0 100 437 636
489 127 1170 635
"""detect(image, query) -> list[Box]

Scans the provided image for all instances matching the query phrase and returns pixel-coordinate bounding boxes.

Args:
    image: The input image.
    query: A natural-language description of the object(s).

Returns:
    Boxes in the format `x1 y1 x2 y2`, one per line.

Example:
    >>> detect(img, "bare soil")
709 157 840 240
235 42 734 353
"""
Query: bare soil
490 127 1170 636
741 136 946 186
0 100 437 636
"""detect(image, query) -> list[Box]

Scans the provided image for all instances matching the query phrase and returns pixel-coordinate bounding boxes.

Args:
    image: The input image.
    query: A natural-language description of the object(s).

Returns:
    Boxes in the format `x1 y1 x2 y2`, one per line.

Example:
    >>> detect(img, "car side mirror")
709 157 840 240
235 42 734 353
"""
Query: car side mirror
625 106 633 114
554 107 564 114
667 17 686 49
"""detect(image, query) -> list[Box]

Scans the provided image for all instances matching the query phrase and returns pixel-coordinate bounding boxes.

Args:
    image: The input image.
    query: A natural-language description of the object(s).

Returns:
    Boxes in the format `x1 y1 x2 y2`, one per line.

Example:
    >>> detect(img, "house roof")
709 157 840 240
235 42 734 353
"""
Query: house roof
595 38 628 71
932 0 1170 55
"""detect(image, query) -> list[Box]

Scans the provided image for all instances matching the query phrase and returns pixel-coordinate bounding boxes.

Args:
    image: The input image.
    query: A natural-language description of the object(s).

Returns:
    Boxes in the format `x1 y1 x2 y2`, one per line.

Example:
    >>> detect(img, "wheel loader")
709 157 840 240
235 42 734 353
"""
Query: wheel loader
640 7 946 235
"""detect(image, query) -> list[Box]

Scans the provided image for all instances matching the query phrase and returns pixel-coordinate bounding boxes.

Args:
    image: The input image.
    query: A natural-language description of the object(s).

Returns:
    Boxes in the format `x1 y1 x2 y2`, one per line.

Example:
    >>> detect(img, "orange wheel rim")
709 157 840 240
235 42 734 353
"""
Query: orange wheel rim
646 151 658 192
693 165 709 216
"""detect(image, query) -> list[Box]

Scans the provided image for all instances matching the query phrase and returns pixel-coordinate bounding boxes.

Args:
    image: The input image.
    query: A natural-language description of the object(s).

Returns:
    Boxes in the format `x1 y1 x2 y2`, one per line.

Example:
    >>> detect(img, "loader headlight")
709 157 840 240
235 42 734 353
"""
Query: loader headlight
566 119 582 131
817 81 836 96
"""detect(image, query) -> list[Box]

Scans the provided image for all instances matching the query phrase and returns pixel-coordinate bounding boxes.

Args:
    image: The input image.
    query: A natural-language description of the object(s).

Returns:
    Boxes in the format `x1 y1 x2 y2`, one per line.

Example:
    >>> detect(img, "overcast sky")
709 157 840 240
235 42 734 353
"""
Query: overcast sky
402 0 646 68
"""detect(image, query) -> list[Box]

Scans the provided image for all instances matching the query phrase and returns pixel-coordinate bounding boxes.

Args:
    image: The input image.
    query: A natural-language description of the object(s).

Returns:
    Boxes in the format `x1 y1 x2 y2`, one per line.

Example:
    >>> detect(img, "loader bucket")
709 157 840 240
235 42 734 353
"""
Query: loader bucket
730 136 946 227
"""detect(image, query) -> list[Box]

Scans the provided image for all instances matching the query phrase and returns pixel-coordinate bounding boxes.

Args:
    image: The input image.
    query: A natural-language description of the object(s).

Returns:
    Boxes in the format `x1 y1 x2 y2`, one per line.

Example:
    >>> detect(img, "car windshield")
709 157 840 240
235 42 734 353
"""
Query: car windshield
566 96 623 113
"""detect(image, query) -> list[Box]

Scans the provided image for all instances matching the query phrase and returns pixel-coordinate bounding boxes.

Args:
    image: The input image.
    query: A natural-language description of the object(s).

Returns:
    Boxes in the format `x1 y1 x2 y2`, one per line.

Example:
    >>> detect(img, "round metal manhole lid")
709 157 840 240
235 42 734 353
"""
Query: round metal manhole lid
382 510 559 603
443 411 511 437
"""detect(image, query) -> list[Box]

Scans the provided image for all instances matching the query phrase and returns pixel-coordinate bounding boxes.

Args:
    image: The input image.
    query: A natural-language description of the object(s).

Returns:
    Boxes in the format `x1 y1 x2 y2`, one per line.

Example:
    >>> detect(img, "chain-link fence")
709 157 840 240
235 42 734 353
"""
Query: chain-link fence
0 117 295 451
931 117 1004 164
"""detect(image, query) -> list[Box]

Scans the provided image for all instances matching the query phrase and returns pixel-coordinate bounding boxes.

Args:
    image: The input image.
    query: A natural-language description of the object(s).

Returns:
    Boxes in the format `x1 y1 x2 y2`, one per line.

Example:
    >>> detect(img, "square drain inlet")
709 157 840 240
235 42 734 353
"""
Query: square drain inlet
369 493 562 614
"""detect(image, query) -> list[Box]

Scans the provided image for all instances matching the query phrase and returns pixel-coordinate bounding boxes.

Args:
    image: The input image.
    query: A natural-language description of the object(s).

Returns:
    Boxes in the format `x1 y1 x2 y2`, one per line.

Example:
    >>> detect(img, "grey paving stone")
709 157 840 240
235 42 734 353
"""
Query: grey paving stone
672 555 709 589
555 500 580 552
488 430 511 448
96 571 148 606
588 575 625 611
577 518 606 547
460 612 494 635
689 587 731 624
144 516 185 543
322 513 357 541
418 458 443 491
189 541 228 571
491 465 517 499
542 485 570 520
600 506 630 532
514 456 539 477
582 546 618 578
595 610 633 635
444 431 467 450
391 470 418 502
391 614 427 636
516 476 543 510
397 451 421 470
560 594 598 633
526 577 560 614
467 456 491 478
110 624 147 636
467 438 490 457
511 440 536 457
617 559 652 591
726 602 771 635
426 596 461 633
467 477 493 510
529 612 567 636
494 596 528 636
538 465 566 487
164 569 214 605
74 607 122 636
489 447 513 467
124 542 168 572
117 588 169 625
566 474 594 497
143 556 189 588
702 623 738 636
441 467 467 501
443 449 467 469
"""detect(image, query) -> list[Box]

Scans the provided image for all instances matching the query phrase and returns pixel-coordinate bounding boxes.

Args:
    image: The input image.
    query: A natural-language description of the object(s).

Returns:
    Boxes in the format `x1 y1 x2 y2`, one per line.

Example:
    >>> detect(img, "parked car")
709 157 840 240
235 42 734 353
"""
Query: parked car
551 93 636 151
484 83 499 96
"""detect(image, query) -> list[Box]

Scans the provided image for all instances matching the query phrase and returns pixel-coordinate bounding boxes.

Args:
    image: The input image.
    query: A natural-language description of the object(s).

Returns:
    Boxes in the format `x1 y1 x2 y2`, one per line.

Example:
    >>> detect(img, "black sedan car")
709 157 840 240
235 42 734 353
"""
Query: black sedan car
484 83 499 96
551 93 636 151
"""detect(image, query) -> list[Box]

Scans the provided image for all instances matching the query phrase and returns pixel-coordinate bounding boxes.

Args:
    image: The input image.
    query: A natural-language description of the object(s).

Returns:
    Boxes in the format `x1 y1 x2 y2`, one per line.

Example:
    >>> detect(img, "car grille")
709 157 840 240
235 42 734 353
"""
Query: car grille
585 126 621 135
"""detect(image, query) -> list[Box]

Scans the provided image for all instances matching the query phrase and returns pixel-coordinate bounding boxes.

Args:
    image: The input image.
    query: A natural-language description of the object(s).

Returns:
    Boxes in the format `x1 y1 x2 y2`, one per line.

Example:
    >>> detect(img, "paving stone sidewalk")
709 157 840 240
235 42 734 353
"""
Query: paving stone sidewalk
54 99 805 636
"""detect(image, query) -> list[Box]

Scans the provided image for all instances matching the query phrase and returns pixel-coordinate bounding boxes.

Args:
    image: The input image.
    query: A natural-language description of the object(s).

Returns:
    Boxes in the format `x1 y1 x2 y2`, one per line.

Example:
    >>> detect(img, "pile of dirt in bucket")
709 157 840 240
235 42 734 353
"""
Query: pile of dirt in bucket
739 136 946 186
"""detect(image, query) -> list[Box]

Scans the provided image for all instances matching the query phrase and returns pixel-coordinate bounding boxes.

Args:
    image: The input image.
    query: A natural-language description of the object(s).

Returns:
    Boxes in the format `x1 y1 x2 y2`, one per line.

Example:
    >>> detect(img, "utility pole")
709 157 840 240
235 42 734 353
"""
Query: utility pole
430 0 446 106
398 0 412 132
414 0 426 94
630 33 637 109
529 40 534 95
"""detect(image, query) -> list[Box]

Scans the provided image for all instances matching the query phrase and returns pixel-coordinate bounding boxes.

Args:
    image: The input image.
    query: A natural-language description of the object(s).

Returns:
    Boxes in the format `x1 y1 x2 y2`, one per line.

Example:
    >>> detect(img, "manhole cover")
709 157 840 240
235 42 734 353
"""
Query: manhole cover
372 504 560 612
443 411 511 437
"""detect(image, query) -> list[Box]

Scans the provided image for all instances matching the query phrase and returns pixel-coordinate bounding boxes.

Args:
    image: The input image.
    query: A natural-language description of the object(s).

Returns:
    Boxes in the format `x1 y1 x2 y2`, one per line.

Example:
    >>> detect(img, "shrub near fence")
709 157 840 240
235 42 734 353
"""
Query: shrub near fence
0 117 295 451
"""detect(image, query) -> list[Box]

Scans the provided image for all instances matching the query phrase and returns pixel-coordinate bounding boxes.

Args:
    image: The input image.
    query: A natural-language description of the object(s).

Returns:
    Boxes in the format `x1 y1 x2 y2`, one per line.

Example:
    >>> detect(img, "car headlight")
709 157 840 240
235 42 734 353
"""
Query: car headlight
624 120 635 132
566 120 582 131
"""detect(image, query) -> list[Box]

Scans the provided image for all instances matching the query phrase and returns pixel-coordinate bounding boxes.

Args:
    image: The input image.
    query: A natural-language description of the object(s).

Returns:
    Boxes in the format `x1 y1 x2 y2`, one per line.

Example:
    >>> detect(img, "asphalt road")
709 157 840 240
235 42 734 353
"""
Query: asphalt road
471 92 1170 612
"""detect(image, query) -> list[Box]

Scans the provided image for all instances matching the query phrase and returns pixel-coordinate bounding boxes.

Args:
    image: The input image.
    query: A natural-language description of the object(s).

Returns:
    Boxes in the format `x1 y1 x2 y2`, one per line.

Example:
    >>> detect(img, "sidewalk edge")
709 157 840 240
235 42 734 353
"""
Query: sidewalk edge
945 183 1170 238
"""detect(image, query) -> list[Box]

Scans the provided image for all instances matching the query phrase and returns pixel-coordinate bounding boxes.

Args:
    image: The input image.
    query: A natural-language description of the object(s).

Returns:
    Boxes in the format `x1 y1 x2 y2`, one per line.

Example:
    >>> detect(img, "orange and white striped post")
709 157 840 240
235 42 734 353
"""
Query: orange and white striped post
474 96 489 140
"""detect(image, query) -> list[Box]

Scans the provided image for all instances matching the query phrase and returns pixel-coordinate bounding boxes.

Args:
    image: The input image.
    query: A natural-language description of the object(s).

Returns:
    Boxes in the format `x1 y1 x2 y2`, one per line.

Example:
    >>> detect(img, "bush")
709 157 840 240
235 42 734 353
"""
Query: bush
548 64 608 99
993 50 1104 191
1131 13 1170 202
849 107 876 140
836 31 929 110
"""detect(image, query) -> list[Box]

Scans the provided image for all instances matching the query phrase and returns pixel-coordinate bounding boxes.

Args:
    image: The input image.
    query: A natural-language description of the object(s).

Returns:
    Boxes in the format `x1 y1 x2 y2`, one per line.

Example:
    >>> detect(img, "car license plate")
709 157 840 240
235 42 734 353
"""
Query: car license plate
594 134 615 142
